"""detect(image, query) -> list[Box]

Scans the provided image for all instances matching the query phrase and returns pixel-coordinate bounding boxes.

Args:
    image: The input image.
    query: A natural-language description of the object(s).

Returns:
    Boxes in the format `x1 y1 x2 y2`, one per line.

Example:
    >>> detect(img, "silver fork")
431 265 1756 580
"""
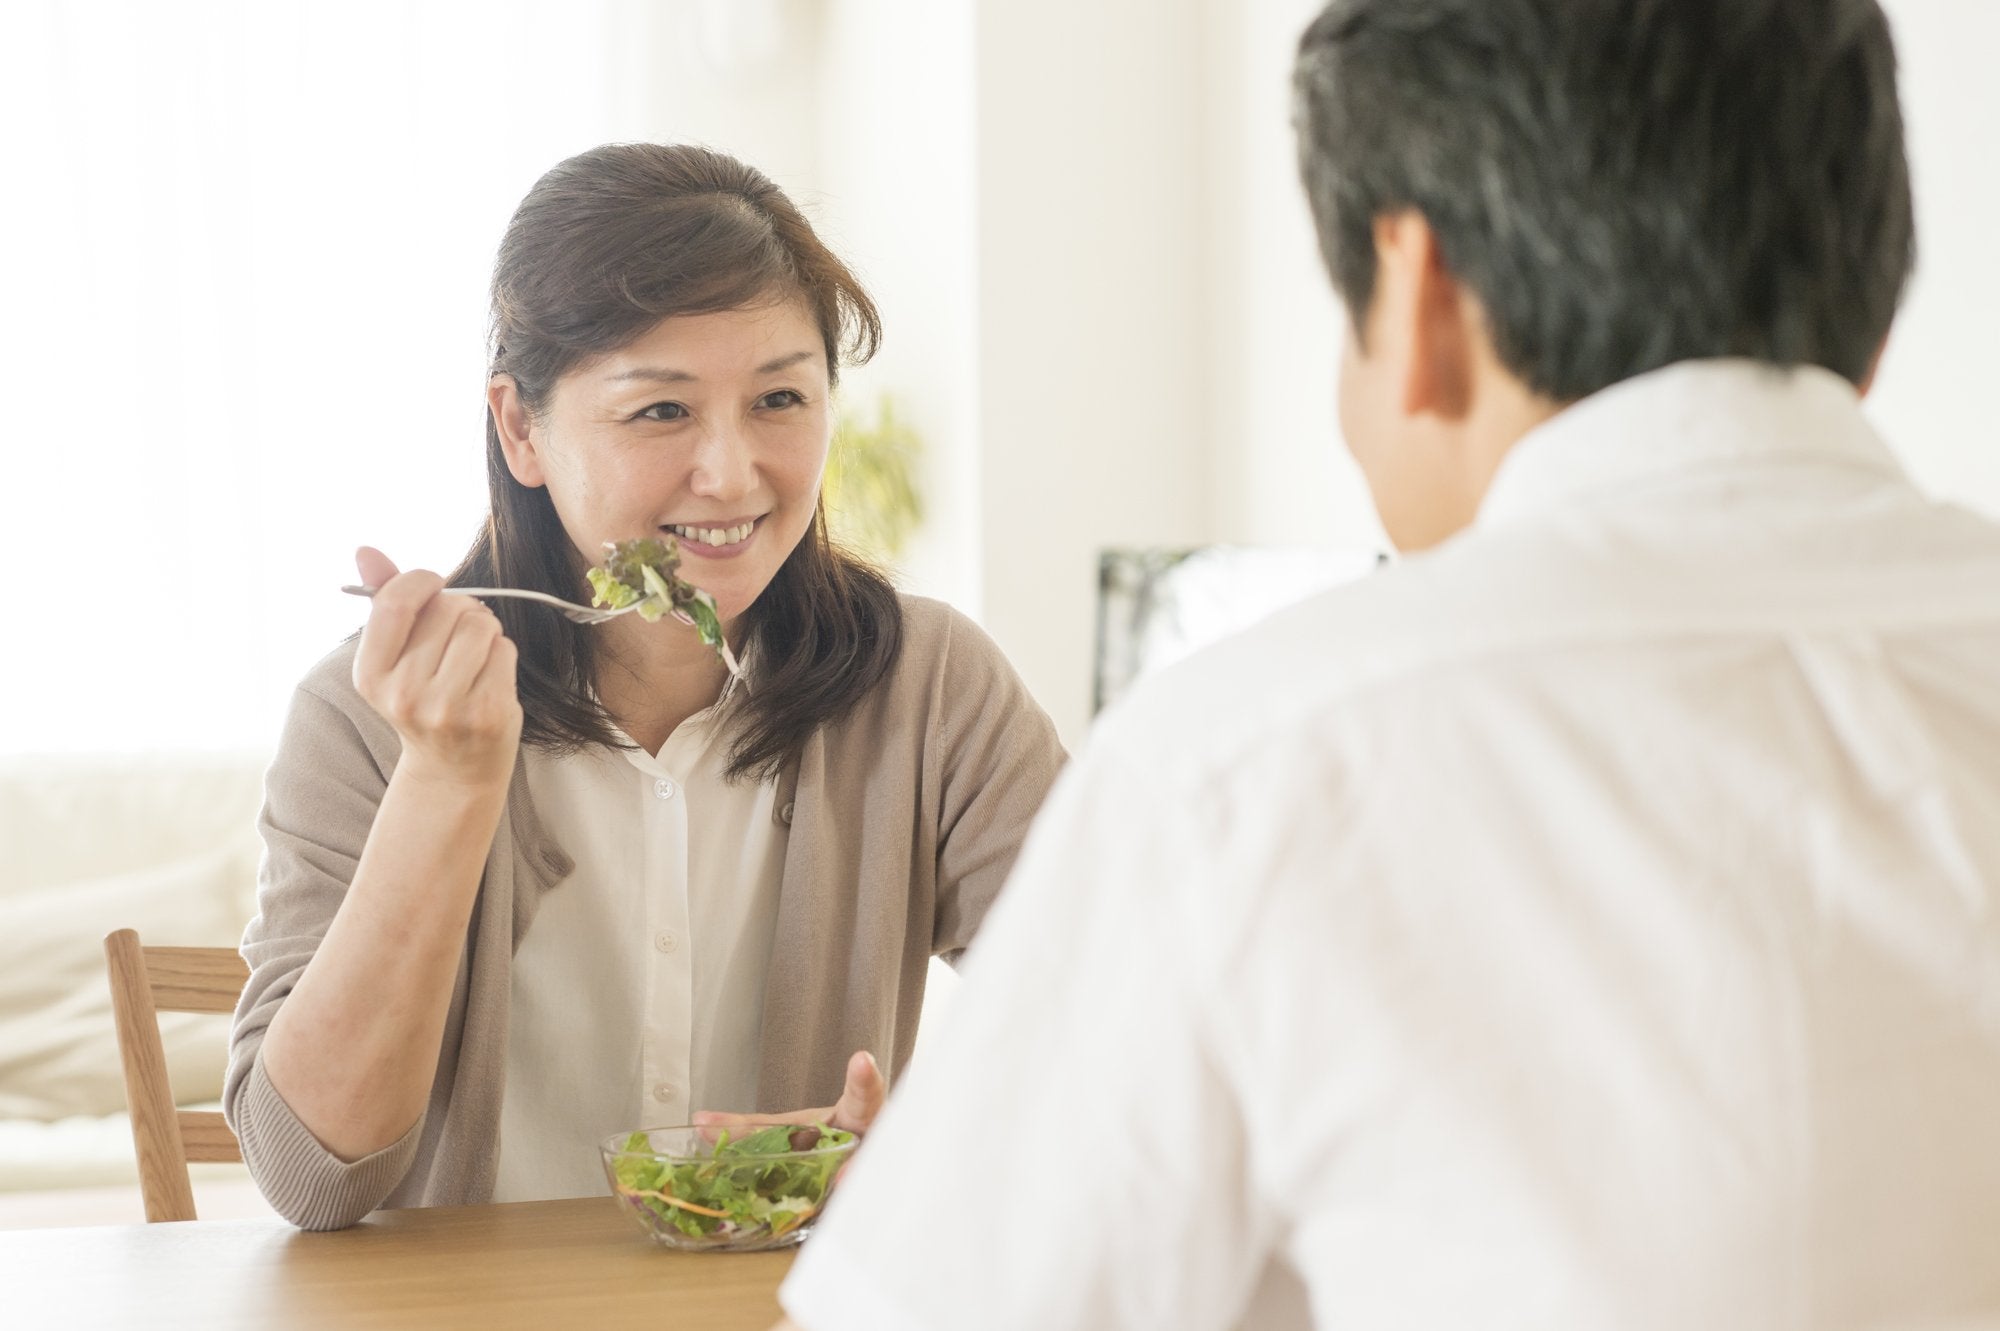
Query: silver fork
341 584 640 625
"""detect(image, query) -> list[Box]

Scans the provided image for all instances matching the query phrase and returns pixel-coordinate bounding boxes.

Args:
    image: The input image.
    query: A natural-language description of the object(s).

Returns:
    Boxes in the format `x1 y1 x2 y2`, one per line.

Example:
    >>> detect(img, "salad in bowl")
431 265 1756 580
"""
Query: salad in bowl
602 1122 857 1253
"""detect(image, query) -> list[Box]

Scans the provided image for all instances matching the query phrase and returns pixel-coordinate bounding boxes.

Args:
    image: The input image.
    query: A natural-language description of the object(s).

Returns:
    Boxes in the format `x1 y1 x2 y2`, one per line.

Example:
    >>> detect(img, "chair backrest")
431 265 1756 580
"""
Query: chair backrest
102 928 250 1222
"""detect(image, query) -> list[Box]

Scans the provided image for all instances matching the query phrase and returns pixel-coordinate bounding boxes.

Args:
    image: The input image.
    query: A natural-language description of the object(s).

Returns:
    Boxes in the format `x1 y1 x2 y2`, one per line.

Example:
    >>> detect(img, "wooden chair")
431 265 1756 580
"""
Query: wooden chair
102 929 251 1222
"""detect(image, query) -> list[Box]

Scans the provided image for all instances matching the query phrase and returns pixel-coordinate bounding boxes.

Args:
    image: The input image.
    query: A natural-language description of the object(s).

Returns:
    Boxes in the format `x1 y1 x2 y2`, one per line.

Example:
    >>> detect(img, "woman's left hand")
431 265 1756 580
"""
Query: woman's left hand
693 1049 886 1137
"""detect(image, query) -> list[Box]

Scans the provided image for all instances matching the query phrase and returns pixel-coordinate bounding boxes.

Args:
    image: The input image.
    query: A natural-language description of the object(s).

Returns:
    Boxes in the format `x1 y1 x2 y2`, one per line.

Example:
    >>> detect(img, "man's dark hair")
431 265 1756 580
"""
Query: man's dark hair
1293 0 1916 400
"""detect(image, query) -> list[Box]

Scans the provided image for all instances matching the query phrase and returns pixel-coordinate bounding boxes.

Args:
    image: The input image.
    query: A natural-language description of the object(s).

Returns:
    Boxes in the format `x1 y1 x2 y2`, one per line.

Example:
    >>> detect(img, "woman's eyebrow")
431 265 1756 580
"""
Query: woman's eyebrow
608 366 695 385
606 349 820 385
755 349 819 374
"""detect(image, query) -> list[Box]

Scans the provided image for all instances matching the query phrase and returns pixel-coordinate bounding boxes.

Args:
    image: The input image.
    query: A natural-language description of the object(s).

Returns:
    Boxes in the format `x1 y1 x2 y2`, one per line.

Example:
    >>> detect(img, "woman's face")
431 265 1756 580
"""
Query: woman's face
493 299 832 626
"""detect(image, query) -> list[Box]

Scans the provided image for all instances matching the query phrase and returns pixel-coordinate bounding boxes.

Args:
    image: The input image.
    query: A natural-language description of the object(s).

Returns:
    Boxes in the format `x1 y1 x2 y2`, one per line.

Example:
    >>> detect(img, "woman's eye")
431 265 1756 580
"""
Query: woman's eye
638 401 687 422
757 389 805 410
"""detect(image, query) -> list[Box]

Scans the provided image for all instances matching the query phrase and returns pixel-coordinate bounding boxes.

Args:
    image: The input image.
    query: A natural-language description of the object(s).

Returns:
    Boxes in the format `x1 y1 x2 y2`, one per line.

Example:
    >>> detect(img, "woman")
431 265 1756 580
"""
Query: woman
225 144 1065 1230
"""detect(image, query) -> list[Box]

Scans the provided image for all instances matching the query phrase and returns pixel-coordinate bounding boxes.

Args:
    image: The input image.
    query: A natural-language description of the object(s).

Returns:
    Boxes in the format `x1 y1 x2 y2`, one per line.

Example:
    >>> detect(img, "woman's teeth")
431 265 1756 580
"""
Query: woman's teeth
667 521 753 547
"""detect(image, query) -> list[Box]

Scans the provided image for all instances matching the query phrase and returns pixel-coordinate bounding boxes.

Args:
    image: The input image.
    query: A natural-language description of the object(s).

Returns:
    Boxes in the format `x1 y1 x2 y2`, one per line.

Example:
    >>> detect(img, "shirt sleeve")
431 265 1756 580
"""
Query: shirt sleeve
782 740 1279 1331
223 670 426 1230
928 608 1067 962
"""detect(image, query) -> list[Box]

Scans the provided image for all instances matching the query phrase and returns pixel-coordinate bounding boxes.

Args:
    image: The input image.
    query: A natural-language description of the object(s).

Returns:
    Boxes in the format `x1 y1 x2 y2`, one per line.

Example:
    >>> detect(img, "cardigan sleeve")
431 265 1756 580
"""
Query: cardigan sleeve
223 656 426 1230
928 608 1068 962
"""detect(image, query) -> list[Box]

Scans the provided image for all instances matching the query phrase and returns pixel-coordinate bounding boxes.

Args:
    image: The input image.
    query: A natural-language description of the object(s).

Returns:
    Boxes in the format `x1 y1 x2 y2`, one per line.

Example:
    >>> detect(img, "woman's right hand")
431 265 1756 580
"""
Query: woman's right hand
351 546 522 789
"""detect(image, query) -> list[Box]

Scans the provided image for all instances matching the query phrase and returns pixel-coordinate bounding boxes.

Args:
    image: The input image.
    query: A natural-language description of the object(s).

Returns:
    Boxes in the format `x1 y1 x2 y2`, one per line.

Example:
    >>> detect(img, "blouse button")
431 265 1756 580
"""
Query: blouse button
653 778 676 801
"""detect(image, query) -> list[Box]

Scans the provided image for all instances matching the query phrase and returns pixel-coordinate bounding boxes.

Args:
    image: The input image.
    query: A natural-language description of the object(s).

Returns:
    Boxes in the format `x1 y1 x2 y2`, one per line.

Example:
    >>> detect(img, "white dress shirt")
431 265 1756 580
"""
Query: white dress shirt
783 361 2000 1330
493 697 786 1202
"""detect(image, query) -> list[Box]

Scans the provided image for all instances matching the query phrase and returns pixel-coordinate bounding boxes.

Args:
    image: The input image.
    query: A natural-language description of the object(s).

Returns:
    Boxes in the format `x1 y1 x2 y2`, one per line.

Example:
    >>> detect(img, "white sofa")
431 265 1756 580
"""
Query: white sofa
0 752 277 1226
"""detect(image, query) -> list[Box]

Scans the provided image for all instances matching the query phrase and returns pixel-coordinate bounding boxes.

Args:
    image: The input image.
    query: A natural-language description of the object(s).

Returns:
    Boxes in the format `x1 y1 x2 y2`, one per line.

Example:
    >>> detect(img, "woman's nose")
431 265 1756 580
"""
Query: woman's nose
687 421 755 498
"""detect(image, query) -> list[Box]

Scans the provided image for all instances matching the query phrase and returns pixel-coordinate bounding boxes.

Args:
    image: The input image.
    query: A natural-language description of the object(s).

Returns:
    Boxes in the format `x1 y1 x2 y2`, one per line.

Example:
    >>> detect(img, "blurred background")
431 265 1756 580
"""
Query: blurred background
0 0 1994 1225
1 0 1996 753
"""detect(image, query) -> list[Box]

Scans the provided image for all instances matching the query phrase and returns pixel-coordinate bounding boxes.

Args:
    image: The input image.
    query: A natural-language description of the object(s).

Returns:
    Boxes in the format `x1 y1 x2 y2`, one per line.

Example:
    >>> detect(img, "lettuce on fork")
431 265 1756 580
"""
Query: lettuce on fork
611 1123 856 1243
586 537 743 680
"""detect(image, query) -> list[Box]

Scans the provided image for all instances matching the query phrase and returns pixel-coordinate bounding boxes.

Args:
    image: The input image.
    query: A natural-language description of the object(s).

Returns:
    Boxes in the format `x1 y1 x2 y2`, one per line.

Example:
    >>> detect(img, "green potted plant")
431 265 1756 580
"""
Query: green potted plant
822 394 924 566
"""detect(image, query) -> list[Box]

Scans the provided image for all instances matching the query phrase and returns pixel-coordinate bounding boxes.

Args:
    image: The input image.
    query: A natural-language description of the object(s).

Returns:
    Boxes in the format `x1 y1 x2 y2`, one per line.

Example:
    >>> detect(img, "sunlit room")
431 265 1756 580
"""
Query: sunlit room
4 0 1999 1326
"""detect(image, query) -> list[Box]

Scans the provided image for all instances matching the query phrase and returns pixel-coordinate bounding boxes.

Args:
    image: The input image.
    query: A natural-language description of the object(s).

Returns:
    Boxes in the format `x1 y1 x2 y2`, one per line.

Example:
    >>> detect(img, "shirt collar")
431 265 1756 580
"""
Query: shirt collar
1474 358 1906 533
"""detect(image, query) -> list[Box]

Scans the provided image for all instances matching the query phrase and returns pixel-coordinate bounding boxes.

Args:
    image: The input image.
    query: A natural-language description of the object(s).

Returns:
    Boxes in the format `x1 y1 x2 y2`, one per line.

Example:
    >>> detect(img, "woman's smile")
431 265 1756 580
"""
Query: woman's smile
663 515 764 557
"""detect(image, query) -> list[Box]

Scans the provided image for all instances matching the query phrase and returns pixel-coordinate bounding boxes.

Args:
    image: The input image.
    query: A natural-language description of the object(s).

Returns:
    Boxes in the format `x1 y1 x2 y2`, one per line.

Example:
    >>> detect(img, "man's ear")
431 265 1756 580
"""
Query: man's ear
1373 211 1476 422
489 375 547 488
1857 332 1891 399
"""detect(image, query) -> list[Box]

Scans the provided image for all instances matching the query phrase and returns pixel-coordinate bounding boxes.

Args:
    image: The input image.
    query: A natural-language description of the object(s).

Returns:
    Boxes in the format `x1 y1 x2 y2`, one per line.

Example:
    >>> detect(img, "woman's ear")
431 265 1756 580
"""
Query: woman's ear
489 375 547 487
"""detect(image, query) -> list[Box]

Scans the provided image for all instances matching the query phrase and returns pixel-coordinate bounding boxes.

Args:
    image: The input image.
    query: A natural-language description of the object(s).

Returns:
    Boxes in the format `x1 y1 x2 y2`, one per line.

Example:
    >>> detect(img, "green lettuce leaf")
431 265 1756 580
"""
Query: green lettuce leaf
586 538 742 679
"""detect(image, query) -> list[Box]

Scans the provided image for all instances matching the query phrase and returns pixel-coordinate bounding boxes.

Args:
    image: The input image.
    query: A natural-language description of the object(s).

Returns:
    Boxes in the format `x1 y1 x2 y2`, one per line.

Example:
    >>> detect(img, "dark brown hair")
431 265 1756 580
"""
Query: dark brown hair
1294 0 1914 398
450 143 901 780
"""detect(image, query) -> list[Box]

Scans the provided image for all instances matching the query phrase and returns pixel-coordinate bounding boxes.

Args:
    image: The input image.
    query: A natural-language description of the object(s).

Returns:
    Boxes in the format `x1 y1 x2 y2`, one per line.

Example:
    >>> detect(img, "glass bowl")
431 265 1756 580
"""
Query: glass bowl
600 1122 859 1253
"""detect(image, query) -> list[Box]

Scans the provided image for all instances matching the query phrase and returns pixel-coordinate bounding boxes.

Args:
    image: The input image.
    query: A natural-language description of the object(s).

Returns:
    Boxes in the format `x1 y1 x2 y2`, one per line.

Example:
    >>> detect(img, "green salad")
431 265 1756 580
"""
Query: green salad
611 1123 855 1242
585 537 742 680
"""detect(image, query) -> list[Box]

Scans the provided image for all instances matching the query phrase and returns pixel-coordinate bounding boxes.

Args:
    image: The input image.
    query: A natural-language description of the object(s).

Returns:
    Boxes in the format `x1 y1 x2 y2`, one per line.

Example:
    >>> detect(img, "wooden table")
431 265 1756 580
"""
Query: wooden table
0 1195 795 1329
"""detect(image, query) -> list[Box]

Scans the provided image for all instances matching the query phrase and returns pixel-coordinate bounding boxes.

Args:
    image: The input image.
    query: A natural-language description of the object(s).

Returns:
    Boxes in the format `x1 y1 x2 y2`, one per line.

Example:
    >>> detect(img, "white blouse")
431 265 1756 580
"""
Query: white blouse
492 698 787 1202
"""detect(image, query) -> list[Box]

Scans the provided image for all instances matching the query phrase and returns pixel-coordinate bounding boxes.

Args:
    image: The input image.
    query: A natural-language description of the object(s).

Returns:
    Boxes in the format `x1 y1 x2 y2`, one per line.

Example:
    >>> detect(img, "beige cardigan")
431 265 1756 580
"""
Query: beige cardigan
225 596 1065 1230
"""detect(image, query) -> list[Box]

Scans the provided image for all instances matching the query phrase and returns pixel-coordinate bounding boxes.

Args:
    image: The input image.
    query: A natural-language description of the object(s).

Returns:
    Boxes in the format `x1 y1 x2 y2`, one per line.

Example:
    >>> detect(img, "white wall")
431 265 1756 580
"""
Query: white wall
813 0 982 615
813 0 1230 743
969 0 1218 740
814 0 1229 743
1866 0 2000 517
1201 0 1383 555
